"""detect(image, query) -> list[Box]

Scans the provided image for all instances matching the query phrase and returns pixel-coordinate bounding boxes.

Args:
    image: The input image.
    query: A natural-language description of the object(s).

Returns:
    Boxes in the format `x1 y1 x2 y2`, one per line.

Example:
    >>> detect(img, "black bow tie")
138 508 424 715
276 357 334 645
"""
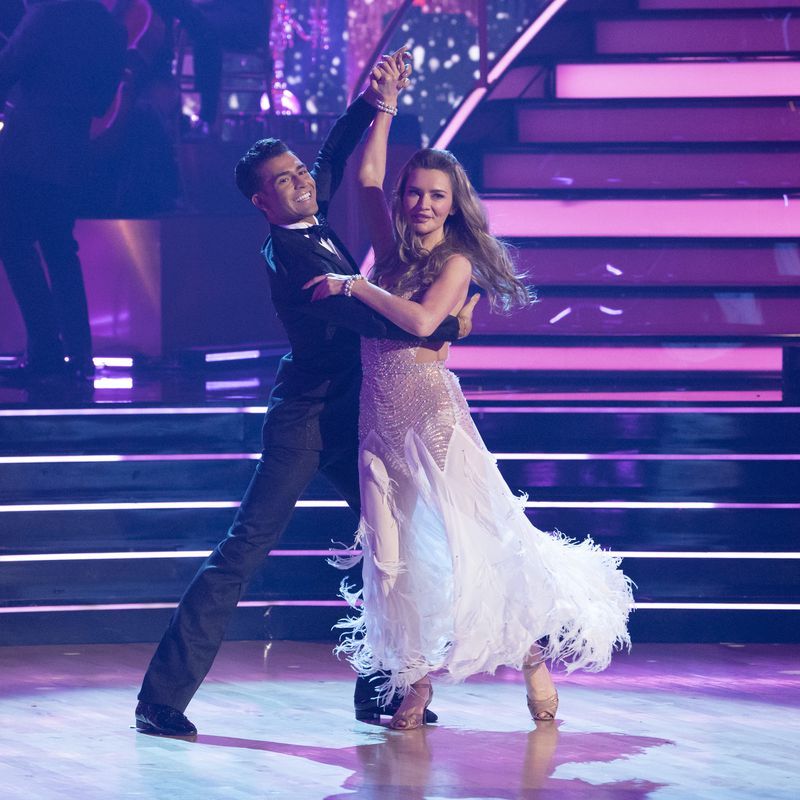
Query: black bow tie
304 222 331 241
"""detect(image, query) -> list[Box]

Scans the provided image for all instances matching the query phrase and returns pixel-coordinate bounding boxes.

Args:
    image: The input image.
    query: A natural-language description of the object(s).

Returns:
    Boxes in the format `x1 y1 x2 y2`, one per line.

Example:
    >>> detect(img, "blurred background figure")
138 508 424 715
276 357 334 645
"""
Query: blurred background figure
0 2 26 40
0 0 127 384
149 0 272 135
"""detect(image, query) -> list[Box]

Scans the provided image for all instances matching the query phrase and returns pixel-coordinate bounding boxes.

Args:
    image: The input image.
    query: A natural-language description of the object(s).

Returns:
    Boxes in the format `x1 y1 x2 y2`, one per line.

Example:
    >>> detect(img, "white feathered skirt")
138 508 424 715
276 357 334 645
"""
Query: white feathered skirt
333 339 633 702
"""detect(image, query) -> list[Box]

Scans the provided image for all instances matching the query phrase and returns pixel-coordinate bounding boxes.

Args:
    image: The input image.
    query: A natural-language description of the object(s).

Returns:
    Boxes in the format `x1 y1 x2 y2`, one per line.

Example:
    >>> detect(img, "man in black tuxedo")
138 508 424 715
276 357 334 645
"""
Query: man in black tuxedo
135 67 474 736
0 1 126 382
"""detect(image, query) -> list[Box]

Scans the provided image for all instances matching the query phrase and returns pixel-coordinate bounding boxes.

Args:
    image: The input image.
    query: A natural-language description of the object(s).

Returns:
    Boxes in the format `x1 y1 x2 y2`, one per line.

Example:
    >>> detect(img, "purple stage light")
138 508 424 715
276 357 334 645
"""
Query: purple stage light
556 62 800 100
93 377 133 389
517 103 800 144
483 198 800 238
2 450 798 466
548 307 572 325
204 350 262 363
446 346 782 372
0 407 269 417
0 500 348 513
469 405 799 414
0 550 359 562
0 454 260 464
205 378 261 391
2 550 798 564
634 602 800 611
525 501 800 509
2 499 799 513
0 600 353 614
595 17 800 55
1 601 798 614
93 357 134 368
463 391 783 402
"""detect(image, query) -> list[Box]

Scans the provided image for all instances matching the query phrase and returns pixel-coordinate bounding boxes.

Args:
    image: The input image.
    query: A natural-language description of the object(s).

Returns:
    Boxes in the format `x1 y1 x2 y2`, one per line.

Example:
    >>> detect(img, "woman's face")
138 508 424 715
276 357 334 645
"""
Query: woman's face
401 167 454 245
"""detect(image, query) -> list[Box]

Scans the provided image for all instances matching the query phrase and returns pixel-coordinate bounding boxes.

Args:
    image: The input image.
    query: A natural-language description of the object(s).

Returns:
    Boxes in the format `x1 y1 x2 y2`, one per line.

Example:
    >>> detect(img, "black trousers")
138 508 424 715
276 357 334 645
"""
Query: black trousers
138 439 362 713
0 175 91 370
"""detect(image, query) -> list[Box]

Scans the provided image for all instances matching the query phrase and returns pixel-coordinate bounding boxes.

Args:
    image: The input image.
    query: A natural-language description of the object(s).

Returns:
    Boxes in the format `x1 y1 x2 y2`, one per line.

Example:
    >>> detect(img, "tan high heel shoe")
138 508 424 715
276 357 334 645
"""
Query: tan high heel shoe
523 660 558 722
389 679 433 731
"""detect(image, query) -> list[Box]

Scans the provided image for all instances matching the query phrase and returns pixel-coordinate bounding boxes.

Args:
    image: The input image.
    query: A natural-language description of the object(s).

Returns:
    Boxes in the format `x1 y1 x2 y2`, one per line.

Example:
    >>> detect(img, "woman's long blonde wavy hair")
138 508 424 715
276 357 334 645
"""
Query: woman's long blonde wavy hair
371 149 533 311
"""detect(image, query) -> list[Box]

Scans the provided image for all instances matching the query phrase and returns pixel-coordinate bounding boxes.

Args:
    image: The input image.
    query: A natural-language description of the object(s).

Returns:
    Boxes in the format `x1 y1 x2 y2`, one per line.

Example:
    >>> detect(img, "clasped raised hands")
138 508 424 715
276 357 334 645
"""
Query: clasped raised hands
366 45 412 107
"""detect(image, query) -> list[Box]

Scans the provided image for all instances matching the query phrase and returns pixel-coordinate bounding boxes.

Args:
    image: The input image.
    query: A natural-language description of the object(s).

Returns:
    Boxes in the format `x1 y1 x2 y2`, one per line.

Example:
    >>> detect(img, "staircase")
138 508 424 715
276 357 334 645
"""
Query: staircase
0 0 798 648
1 397 798 646
449 0 800 394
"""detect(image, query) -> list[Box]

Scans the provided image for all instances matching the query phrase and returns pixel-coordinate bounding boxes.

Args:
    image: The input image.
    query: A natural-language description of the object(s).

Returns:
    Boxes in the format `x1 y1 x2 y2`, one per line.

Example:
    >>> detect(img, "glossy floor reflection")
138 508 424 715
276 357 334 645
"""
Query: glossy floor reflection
0 641 796 799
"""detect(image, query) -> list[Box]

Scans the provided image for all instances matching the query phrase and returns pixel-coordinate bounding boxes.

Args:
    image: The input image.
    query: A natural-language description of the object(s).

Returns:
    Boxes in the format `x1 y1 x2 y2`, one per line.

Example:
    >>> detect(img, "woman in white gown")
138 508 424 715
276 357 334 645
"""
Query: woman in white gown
304 53 633 730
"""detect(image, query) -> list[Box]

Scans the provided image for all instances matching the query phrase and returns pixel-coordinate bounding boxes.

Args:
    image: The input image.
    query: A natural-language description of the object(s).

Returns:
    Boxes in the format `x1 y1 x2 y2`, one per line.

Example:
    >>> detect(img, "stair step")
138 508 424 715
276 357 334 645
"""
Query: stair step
516 101 800 144
596 15 800 55
0 406 264 455
2 407 798 452
468 295 799 336
556 61 800 99
448 346 784 373
513 242 800 286
482 149 800 192
2 458 796 503
1 506 797 555
2 553 795 606
483 197 800 238
0 556 358 606
2 605 797 645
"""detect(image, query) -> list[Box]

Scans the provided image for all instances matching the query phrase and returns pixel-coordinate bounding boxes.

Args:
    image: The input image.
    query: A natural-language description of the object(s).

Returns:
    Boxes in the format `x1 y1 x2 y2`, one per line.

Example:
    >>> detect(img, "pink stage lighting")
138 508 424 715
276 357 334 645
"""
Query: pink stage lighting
556 62 800 100
483 198 800 238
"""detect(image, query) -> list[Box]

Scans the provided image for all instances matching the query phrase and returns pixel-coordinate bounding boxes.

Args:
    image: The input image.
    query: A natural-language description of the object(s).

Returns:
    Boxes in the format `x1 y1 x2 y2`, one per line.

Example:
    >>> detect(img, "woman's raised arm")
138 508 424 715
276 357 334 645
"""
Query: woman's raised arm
358 49 409 263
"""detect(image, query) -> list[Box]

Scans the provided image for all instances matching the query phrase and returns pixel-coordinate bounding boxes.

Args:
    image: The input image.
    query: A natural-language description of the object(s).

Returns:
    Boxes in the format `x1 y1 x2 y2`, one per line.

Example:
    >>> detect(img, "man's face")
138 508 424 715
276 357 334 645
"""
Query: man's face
251 152 318 225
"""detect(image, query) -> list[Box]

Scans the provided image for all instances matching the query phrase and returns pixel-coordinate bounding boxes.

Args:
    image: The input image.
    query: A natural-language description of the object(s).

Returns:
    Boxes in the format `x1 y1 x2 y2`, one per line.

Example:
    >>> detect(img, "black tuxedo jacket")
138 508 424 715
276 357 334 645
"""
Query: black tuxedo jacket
261 96 459 451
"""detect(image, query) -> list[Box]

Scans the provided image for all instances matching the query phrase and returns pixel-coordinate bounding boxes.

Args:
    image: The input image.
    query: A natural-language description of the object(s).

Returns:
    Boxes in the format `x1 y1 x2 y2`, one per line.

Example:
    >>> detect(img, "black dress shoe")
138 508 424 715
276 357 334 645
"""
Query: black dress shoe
355 697 439 724
135 701 197 736
354 674 439 724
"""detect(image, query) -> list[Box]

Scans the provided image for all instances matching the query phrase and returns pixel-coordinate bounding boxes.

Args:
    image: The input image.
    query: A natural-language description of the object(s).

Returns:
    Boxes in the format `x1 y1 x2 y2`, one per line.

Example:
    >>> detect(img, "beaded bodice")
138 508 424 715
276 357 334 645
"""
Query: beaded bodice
359 338 480 473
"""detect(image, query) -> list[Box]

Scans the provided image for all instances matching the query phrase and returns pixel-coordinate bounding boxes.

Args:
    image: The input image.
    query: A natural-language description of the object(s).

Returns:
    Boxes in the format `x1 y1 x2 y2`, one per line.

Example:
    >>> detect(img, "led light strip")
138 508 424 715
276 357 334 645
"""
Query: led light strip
0 600 350 613
0 407 268 417
634 603 800 611
0 454 261 464
494 453 800 462
0 550 350 562
0 500 350 512
0 601 797 614
468 406 800 414
204 350 261 363
1 500 798 512
0 405 797 417
1 550 798 564
4 451 800 465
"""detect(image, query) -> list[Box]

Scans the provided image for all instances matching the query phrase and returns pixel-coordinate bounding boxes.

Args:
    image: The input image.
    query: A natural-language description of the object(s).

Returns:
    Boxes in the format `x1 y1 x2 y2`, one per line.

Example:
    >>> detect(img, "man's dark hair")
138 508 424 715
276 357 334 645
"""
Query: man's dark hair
234 138 290 199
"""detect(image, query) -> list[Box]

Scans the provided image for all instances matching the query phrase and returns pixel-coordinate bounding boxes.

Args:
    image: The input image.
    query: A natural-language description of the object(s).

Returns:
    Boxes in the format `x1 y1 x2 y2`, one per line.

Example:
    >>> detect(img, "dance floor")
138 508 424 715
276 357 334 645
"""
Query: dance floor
0 640 797 799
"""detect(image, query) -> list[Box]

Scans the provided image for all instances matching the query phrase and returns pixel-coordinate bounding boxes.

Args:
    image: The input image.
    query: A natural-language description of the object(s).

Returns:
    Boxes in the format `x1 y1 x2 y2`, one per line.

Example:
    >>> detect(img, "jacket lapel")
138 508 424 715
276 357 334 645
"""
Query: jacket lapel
269 224 356 275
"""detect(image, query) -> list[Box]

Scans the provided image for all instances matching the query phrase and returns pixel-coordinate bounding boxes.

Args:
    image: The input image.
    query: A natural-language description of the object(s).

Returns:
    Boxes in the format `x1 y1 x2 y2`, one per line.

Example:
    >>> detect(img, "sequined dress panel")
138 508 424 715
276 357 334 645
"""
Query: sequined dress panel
357 337 483 475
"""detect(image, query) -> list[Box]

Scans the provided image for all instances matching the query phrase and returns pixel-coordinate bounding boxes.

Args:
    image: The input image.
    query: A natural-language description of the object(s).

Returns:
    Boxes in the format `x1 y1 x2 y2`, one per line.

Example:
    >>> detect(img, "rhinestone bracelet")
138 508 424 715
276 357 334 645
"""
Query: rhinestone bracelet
374 100 398 116
343 274 365 297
